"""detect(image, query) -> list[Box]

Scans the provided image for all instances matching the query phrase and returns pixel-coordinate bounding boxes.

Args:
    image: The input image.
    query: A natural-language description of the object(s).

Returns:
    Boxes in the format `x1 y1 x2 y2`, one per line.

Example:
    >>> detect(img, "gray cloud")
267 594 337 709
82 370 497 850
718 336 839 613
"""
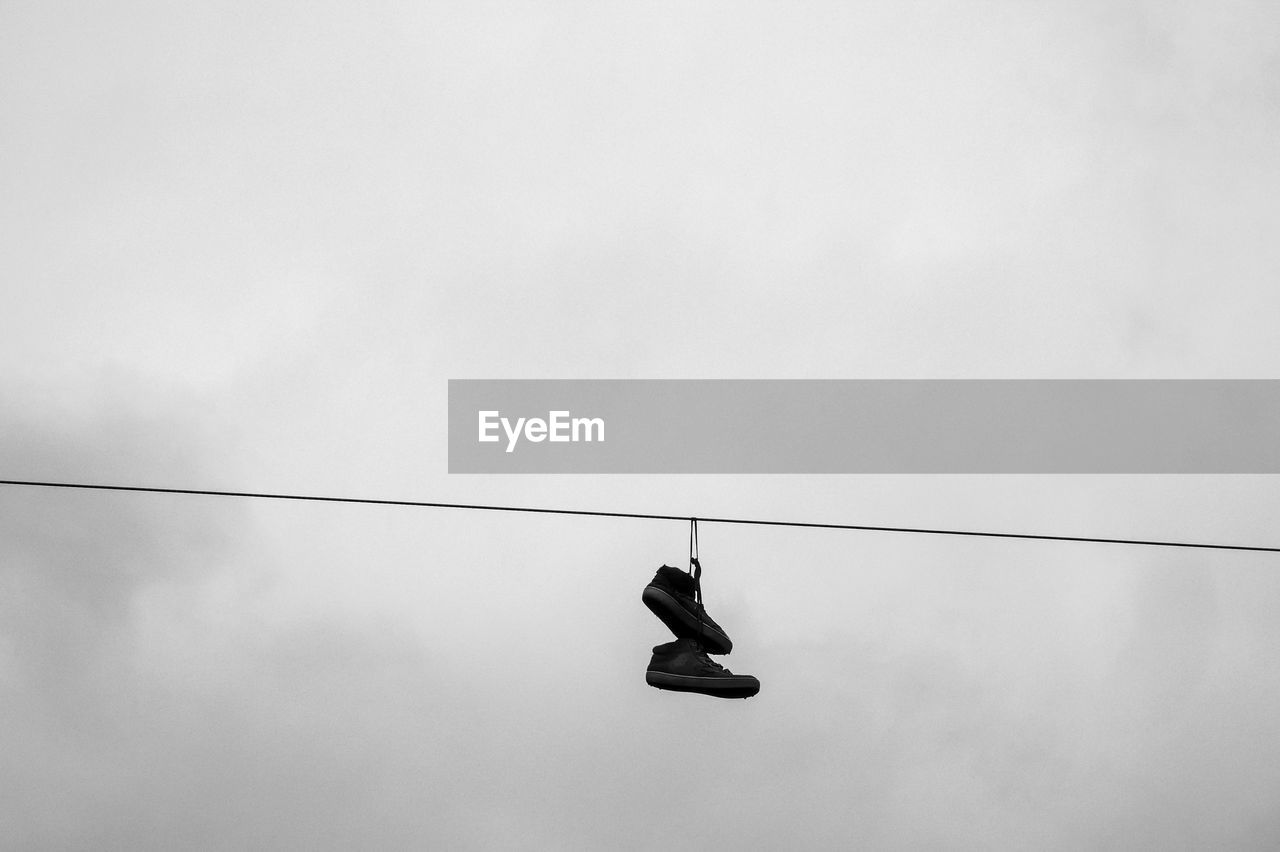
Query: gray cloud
5 0 1280 848
5 394 1280 849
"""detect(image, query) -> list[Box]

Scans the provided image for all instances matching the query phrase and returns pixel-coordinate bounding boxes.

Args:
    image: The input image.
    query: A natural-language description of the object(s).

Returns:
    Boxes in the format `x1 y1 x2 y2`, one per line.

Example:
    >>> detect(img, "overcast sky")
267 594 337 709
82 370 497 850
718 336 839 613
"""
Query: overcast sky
4 1 1280 849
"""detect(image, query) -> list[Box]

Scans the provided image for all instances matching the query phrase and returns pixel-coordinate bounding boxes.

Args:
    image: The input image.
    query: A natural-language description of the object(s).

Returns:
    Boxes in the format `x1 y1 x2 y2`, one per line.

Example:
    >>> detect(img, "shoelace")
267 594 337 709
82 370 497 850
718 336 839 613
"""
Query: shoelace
689 518 705 645
690 641 733 675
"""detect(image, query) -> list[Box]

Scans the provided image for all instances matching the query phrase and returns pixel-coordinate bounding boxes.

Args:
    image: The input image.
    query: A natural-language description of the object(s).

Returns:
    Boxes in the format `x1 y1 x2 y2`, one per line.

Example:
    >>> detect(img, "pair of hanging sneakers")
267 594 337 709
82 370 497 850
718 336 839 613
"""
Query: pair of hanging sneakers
641 564 760 699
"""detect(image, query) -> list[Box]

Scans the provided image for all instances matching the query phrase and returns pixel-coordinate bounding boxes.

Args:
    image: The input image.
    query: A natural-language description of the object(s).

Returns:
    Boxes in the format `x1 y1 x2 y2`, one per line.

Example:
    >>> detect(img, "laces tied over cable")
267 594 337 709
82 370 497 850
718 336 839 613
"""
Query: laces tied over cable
689 517 705 645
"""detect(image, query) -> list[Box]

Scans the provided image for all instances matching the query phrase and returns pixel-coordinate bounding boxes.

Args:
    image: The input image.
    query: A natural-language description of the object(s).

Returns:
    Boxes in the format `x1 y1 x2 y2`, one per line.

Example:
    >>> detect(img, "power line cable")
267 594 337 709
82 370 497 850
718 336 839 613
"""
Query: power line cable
1 478 1277 553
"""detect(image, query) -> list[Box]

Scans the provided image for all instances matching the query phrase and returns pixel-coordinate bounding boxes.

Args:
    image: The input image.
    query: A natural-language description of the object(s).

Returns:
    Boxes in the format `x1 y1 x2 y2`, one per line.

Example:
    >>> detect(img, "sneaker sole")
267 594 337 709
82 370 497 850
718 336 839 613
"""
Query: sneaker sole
641 586 733 655
646 670 759 699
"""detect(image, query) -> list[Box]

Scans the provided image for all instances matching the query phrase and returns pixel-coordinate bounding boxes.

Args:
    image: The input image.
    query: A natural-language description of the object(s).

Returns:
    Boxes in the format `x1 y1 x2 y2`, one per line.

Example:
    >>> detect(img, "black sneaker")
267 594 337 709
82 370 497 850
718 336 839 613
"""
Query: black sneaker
645 638 760 699
641 565 733 655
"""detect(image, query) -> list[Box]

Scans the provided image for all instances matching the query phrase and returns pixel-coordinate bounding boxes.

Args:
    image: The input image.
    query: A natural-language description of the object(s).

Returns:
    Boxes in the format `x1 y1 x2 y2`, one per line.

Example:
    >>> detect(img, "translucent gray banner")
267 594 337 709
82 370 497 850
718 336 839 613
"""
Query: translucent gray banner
447 380 1280 473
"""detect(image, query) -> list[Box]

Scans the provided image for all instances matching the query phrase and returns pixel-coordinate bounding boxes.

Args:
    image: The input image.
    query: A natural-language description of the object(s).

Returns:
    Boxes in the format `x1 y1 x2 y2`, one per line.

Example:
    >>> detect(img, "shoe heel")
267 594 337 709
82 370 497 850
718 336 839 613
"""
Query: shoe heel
641 586 733 655
641 586 686 635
